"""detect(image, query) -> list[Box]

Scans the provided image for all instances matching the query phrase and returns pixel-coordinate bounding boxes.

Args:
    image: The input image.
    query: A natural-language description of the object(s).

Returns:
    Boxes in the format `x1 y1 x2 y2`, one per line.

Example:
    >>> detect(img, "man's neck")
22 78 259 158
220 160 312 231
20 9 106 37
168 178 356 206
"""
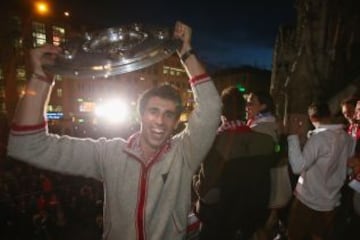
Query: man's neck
139 138 160 162
141 147 157 162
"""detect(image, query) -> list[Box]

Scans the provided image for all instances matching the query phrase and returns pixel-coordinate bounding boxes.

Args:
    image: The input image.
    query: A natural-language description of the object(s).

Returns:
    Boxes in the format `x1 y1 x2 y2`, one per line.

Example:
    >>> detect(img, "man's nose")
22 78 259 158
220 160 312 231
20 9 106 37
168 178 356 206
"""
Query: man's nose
154 113 165 124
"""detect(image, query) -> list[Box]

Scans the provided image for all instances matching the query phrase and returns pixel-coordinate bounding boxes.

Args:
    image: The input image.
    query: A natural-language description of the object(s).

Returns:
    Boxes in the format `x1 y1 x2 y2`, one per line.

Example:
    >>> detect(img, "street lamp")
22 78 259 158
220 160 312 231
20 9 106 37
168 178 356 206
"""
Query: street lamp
34 1 50 16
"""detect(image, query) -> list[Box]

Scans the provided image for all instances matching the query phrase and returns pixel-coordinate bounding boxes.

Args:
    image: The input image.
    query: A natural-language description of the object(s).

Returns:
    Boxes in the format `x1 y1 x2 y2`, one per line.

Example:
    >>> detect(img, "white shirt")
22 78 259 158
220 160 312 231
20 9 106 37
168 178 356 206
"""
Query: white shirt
288 124 354 211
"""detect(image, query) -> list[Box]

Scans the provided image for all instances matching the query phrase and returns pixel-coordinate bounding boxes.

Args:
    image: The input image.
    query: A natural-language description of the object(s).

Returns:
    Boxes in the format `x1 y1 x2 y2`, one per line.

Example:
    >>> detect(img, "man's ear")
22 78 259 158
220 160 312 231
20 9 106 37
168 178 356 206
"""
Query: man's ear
174 120 180 130
309 115 318 122
309 116 320 127
260 103 267 112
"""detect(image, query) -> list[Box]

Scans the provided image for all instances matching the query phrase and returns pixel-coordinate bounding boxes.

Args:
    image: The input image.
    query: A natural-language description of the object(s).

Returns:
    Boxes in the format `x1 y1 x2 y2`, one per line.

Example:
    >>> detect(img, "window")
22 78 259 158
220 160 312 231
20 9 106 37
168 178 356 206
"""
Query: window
47 105 63 112
79 102 95 112
54 75 62 81
163 66 169 75
47 105 54 112
163 66 185 77
52 26 65 46
14 38 23 50
32 22 46 47
56 88 62 97
16 66 26 81
54 105 63 112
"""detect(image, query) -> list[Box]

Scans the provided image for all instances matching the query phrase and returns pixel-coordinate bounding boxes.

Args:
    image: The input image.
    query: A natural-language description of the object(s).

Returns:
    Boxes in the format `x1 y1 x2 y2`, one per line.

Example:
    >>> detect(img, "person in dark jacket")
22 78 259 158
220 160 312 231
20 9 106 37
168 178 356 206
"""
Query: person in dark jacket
193 86 276 240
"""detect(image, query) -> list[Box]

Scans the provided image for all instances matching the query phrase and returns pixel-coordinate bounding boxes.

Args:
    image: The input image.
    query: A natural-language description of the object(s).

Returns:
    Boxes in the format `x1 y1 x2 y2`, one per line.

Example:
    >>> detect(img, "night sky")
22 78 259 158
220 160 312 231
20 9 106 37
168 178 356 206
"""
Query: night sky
55 0 296 70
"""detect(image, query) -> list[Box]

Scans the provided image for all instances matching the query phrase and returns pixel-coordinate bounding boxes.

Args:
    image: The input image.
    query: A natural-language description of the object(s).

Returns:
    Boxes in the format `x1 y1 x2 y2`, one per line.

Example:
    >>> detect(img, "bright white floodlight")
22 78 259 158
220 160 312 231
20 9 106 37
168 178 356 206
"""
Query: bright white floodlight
95 99 129 124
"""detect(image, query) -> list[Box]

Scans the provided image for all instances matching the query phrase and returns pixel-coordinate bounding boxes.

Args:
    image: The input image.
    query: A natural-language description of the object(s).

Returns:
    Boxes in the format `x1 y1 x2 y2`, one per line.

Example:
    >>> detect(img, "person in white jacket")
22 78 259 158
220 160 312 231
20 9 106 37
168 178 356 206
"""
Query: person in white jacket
287 102 354 240
7 21 222 240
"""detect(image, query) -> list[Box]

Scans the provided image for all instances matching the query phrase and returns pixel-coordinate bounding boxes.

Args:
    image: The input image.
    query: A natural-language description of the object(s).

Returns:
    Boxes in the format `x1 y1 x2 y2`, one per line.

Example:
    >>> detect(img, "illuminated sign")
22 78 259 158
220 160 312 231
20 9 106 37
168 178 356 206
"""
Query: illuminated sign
47 112 64 120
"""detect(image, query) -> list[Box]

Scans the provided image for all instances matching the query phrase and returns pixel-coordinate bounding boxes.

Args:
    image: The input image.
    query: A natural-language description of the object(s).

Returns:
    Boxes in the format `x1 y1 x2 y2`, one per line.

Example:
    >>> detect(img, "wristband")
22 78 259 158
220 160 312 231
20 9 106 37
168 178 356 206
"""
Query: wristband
180 49 195 63
31 72 54 85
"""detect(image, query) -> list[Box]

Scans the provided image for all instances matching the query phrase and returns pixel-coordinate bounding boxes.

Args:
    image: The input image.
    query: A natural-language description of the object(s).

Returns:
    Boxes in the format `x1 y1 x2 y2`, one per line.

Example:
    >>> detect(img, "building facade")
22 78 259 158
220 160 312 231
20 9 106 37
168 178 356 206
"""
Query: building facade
212 66 271 96
0 2 73 159
270 0 360 139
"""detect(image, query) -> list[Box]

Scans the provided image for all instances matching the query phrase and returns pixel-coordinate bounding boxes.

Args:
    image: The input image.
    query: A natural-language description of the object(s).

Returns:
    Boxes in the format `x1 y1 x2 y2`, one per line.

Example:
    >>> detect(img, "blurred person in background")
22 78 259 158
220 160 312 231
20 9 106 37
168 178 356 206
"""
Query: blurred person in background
287 102 354 240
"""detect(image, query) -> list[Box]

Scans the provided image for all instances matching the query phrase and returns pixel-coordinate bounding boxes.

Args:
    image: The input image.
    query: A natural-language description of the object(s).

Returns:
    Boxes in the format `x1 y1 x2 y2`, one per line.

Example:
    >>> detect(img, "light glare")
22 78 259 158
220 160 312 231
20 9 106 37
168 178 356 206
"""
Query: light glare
95 99 129 124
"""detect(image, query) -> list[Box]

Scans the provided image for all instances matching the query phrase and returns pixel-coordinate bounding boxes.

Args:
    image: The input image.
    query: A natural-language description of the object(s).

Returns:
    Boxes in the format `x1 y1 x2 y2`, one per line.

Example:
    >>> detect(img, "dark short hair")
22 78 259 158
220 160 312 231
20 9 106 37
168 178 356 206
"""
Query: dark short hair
250 91 275 114
308 102 331 119
221 86 246 120
137 83 183 119
340 96 358 108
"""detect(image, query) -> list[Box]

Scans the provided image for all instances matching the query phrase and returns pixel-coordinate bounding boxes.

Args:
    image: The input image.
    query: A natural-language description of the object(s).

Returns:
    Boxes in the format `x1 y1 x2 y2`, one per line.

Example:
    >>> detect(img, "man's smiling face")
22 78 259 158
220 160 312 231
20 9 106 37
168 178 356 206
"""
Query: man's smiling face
140 96 178 153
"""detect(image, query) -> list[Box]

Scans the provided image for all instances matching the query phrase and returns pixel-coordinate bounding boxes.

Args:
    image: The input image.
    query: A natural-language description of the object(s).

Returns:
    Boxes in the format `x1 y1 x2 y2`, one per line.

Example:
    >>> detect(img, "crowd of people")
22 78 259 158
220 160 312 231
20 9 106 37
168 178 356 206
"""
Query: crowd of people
2 20 360 240
191 90 360 240
0 159 103 240
3 88 360 240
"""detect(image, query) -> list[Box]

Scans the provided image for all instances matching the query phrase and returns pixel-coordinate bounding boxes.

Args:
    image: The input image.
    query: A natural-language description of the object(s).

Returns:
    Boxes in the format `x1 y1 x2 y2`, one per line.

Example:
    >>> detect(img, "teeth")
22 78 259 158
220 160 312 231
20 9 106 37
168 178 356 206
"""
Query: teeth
153 128 164 133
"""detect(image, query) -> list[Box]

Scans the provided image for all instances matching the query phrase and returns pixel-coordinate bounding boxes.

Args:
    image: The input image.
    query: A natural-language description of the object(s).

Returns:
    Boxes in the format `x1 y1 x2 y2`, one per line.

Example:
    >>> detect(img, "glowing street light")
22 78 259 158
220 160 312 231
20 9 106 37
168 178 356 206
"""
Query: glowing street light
34 1 50 16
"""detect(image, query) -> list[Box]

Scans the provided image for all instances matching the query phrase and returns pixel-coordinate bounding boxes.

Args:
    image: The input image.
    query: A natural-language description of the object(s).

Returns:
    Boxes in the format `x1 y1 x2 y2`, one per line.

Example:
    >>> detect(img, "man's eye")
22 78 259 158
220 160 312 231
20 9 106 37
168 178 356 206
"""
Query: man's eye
165 112 176 119
148 108 158 114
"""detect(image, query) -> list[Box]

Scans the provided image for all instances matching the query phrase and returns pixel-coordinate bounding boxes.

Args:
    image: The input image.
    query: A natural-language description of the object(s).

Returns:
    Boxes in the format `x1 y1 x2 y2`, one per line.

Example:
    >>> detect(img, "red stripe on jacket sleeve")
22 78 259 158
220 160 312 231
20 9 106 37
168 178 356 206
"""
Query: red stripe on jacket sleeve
189 73 210 86
11 122 46 132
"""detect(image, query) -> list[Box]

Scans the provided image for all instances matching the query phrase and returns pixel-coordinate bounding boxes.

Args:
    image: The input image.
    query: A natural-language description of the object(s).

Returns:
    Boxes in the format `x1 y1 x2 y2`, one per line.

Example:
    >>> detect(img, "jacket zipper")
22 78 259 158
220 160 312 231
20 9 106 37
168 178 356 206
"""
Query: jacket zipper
137 165 147 240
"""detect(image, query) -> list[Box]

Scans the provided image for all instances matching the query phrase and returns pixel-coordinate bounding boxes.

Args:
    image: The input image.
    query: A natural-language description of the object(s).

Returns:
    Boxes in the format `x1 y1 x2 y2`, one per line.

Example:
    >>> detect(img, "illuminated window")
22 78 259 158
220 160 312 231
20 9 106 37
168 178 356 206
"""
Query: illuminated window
54 105 63 112
47 105 63 112
54 74 62 81
163 66 169 75
32 22 46 47
14 38 23 50
9 16 23 51
163 66 185 76
79 102 95 112
52 26 65 46
16 66 26 81
56 88 62 97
